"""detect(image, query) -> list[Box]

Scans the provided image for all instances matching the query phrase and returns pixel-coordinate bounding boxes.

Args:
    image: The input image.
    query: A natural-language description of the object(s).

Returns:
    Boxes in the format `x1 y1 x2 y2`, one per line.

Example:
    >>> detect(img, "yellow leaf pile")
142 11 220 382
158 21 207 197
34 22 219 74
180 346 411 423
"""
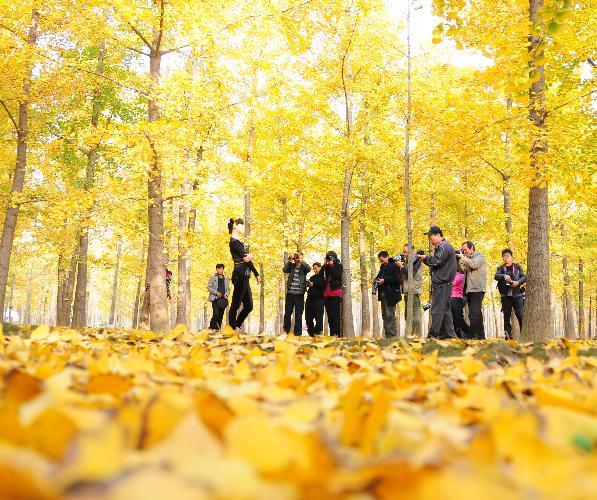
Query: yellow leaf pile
0 326 596 499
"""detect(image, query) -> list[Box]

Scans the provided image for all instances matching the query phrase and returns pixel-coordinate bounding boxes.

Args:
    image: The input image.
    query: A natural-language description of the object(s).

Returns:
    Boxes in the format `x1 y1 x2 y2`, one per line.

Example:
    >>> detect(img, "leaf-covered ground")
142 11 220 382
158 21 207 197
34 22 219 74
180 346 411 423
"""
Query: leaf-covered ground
0 325 595 499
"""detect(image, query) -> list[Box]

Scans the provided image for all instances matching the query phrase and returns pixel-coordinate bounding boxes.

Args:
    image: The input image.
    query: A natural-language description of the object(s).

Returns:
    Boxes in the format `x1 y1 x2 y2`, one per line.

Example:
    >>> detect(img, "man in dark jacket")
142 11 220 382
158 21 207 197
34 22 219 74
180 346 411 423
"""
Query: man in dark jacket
494 248 526 340
283 252 311 336
419 226 457 339
305 262 325 336
376 251 403 339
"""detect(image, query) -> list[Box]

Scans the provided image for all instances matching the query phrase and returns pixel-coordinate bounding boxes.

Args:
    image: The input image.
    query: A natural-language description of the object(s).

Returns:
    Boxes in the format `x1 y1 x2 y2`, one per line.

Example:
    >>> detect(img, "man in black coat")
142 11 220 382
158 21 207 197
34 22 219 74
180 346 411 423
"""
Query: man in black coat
376 251 403 339
419 226 457 339
495 248 526 339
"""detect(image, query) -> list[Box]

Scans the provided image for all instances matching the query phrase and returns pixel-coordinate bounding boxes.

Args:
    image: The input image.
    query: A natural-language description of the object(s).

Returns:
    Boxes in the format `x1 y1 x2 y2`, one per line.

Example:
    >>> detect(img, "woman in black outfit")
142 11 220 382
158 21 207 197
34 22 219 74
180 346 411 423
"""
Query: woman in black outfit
228 218 260 331
321 251 344 336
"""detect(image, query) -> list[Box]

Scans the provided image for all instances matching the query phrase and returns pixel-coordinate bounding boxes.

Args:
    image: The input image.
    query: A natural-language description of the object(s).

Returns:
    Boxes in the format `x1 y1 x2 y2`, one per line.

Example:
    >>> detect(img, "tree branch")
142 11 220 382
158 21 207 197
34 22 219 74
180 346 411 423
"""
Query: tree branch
0 100 18 132
126 20 153 50
480 157 508 180
161 44 191 56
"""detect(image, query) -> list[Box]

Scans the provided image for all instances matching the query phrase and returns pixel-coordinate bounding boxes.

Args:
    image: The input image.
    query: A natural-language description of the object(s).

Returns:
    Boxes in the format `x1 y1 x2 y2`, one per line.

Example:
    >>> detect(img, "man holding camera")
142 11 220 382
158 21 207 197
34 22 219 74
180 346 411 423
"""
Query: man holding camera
401 244 424 336
375 251 403 339
456 241 487 339
419 226 457 339
283 252 311 336
207 264 230 330
495 248 526 340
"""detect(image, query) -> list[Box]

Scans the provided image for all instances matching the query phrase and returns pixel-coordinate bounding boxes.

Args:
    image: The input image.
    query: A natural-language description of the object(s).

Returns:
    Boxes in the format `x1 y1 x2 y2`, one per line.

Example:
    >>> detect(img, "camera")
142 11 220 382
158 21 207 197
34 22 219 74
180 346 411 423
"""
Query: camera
372 278 380 295
395 254 406 263
455 249 463 255
422 302 431 311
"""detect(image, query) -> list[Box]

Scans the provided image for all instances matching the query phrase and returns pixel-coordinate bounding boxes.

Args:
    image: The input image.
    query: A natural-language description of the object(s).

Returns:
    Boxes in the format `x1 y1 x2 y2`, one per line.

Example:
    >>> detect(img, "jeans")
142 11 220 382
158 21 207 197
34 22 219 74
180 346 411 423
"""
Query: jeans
324 296 342 336
305 299 324 336
429 283 456 339
450 297 470 339
209 300 226 330
466 291 485 339
501 295 524 339
283 293 305 335
228 280 253 330
403 293 422 336
380 296 398 338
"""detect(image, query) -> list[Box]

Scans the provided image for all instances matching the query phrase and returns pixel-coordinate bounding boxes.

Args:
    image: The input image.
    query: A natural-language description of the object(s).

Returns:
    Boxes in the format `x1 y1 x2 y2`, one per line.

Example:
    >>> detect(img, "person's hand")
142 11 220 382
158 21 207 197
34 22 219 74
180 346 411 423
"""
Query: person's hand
243 253 252 262
256 275 261 284
455 253 463 259
308 282 314 287
378 279 385 285
418 254 426 261
216 292 222 297
511 281 519 287
504 275 512 282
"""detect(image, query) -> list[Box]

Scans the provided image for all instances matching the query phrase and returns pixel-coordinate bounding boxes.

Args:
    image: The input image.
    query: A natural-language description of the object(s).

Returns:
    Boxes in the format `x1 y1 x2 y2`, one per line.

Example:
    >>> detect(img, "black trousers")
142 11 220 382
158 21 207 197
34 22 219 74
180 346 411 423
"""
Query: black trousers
305 299 324 336
324 296 342 336
284 293 305 335
429 284 456 339
450 297 470 339
466 291 485 339
501 295 524 339
228 279 253 330
209 300 226 330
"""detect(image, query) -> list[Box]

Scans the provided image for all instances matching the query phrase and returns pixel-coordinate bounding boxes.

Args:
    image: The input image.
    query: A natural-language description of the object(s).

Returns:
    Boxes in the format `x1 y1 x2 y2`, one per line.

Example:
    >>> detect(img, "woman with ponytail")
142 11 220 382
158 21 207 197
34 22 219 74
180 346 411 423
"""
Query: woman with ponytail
227 218 260 331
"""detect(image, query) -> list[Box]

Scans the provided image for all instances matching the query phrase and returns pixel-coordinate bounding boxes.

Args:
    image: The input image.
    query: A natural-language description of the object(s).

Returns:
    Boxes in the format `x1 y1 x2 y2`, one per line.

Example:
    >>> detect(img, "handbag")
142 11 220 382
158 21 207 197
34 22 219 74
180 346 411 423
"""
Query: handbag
216 297 229 309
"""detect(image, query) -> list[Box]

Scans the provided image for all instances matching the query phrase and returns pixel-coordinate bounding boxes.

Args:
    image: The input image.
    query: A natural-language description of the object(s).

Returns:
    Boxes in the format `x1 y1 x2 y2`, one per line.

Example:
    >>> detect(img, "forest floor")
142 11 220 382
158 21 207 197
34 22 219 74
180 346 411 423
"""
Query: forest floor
0 325 596 499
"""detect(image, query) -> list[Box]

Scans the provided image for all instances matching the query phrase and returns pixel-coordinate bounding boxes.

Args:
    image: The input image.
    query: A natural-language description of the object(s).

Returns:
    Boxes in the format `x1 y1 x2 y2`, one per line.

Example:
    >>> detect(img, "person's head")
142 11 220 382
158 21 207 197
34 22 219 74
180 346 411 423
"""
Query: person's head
378 250 390 265
424 226 443 246
502 248 513 266
216 263 225 276
228 218 245 235
325 251 338 265
402 244 412 256
292 252 302 265
312 262 322 274
462 241 475 257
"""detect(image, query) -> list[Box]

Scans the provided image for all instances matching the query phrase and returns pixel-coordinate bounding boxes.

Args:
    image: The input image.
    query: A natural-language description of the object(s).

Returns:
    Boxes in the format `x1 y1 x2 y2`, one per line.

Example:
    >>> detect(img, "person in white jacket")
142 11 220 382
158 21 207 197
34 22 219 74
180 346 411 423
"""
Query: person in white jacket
207 264 230 330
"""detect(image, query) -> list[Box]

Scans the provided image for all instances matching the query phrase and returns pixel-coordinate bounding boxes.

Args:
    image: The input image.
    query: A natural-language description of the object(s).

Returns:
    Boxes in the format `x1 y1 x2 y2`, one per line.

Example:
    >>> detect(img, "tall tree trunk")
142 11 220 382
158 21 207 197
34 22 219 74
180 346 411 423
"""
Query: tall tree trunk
72 46 105 329
358 223 370 338
132 275 141 329
340 201 354 337
503 97 514 248
578 258 585 339
176 195 190 326
561 229 576 339
521 0 552 341
404 0 415 338
145 34 168 332
6 273 15 323
0 10 39 317
370 246 380 338
56 246 79 327
24 267 32 324
109 236 122 326
259 263 265 333
278 198 288 333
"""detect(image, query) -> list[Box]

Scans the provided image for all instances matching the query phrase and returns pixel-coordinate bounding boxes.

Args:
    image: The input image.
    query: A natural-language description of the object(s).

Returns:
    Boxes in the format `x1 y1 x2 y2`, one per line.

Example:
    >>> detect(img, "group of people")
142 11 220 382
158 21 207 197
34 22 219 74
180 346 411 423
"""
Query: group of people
206 218 526 340
411 225 526 340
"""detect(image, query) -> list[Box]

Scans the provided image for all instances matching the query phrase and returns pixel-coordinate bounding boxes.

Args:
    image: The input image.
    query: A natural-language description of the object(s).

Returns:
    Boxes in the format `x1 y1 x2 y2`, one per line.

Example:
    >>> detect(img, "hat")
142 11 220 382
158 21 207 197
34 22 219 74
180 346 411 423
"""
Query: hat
424 226 443 236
